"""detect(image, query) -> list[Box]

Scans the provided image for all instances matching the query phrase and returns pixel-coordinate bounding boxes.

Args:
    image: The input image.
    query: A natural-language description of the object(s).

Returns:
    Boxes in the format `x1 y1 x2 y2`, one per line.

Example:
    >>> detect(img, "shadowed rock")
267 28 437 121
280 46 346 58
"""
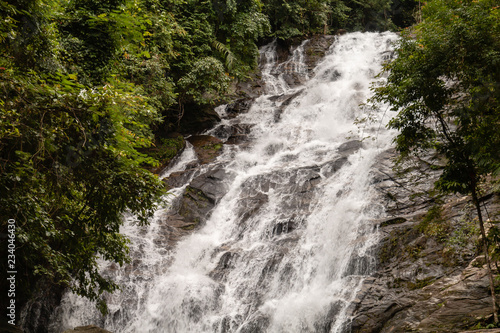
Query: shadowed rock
187 135 223 164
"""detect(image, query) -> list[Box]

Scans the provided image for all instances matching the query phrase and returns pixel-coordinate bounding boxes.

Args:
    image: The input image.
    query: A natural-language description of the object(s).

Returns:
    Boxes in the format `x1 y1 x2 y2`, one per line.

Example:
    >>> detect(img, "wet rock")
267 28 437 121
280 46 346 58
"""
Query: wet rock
281 72 308 87
304 35 336 72
237 191 269 228
62 326 112 333
210 251 240 282
178 185 216 226
315 301 345 333
225 98 254 118
271 89 304 122
157 166 236 250
232 71 265 99
257 251 287 286
225 124 254 145
187 135 223 164
320 156 348 178
189 167 233 204
338 140 363 155
272 220 296 236
162 168 197 190
167 166 235 233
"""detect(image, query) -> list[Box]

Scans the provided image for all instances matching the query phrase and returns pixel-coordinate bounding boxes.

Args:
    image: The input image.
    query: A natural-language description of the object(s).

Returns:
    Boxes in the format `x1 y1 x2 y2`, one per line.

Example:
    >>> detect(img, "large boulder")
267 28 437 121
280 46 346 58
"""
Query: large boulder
304 35 336 72
187 135 223 165
158 165 236 248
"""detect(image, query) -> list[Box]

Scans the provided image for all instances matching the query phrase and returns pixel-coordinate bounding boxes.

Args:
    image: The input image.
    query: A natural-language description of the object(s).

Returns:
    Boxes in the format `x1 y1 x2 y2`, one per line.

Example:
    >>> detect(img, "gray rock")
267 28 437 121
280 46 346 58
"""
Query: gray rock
225 98 254 118
338 140 363 155
349 148 500 332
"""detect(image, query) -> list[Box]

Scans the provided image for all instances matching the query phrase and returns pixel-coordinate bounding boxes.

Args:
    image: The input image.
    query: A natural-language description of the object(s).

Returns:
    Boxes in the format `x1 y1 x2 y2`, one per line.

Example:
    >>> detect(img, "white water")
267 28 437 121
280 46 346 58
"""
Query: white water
50 32 398 333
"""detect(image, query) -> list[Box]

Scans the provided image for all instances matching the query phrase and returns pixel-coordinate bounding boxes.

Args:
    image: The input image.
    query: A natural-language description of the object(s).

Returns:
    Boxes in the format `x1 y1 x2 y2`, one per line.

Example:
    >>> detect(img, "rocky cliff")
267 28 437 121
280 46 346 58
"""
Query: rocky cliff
350 149 500 332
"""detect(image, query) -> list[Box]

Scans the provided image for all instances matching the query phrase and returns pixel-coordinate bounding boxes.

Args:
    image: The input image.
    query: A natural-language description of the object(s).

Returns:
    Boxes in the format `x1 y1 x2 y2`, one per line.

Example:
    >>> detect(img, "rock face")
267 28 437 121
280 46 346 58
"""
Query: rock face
187 135 224 165
19 282 65 333
159 164 235 248
349 149 500 332
304 35 336 72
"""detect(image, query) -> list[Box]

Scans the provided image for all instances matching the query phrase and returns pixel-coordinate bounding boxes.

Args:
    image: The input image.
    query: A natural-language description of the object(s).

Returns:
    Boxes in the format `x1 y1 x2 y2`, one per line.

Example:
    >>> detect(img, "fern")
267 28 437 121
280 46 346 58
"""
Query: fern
212 40 236 70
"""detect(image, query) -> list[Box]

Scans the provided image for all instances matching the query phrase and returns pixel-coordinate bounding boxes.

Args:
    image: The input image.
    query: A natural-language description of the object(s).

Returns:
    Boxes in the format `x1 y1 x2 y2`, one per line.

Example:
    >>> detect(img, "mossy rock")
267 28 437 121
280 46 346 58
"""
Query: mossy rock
142 134 185 174
187 135 223 164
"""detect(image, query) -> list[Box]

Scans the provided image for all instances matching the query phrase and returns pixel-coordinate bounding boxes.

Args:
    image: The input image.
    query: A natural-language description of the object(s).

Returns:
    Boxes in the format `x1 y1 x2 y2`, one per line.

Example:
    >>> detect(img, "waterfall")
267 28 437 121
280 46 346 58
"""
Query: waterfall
50 31 398 333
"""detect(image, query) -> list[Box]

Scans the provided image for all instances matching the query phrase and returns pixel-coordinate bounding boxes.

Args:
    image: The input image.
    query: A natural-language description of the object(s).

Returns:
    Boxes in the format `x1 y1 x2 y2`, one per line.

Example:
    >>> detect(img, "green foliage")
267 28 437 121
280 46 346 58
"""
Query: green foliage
178 57 230 105
144 136 185 165
445 213 479 254
262 0 415 39
372 0 500 320
262 0 330 39
372 0 500 197
0 67 166 309
213 0 270 73
416 204 450 242
488 224 500 267
0 0 168 313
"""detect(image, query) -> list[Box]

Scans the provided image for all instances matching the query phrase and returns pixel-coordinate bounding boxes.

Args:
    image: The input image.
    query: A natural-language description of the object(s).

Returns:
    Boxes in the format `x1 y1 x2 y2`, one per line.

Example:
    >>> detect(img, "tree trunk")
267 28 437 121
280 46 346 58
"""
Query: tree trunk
472 187 499 323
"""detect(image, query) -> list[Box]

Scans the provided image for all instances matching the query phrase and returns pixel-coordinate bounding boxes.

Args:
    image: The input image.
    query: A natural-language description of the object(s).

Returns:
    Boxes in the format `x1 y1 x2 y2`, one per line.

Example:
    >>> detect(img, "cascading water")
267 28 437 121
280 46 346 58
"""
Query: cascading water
50 31 398 333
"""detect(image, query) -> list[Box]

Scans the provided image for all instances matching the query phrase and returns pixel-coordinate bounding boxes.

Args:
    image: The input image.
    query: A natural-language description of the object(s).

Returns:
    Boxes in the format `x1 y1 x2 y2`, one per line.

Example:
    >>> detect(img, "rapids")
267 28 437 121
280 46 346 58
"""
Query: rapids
49 31 398 333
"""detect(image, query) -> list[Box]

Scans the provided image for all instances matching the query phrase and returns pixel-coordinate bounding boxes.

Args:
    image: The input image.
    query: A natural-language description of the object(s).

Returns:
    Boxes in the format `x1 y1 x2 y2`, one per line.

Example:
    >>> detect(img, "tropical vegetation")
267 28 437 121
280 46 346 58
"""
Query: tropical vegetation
372 0 500 322
0 0 421 320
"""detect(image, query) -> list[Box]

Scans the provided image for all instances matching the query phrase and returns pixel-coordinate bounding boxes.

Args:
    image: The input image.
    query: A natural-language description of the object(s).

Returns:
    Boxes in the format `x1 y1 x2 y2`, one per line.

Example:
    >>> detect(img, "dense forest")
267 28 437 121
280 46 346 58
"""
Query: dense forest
5 0 498 329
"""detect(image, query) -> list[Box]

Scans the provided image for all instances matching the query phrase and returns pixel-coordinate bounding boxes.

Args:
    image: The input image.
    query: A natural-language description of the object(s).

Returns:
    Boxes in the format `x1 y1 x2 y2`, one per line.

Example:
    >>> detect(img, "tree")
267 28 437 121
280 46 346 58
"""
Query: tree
0 0 165 316
262 0 330 39
342 0 394 31
372 0 500 323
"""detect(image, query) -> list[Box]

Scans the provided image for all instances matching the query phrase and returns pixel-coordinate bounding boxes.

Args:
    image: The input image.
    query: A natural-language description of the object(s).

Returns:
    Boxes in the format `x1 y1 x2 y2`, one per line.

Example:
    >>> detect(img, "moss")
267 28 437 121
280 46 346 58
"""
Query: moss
405 243 424 259
416 204 451 243
379 235 400 264
143 136 185 169
407 277 435 290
